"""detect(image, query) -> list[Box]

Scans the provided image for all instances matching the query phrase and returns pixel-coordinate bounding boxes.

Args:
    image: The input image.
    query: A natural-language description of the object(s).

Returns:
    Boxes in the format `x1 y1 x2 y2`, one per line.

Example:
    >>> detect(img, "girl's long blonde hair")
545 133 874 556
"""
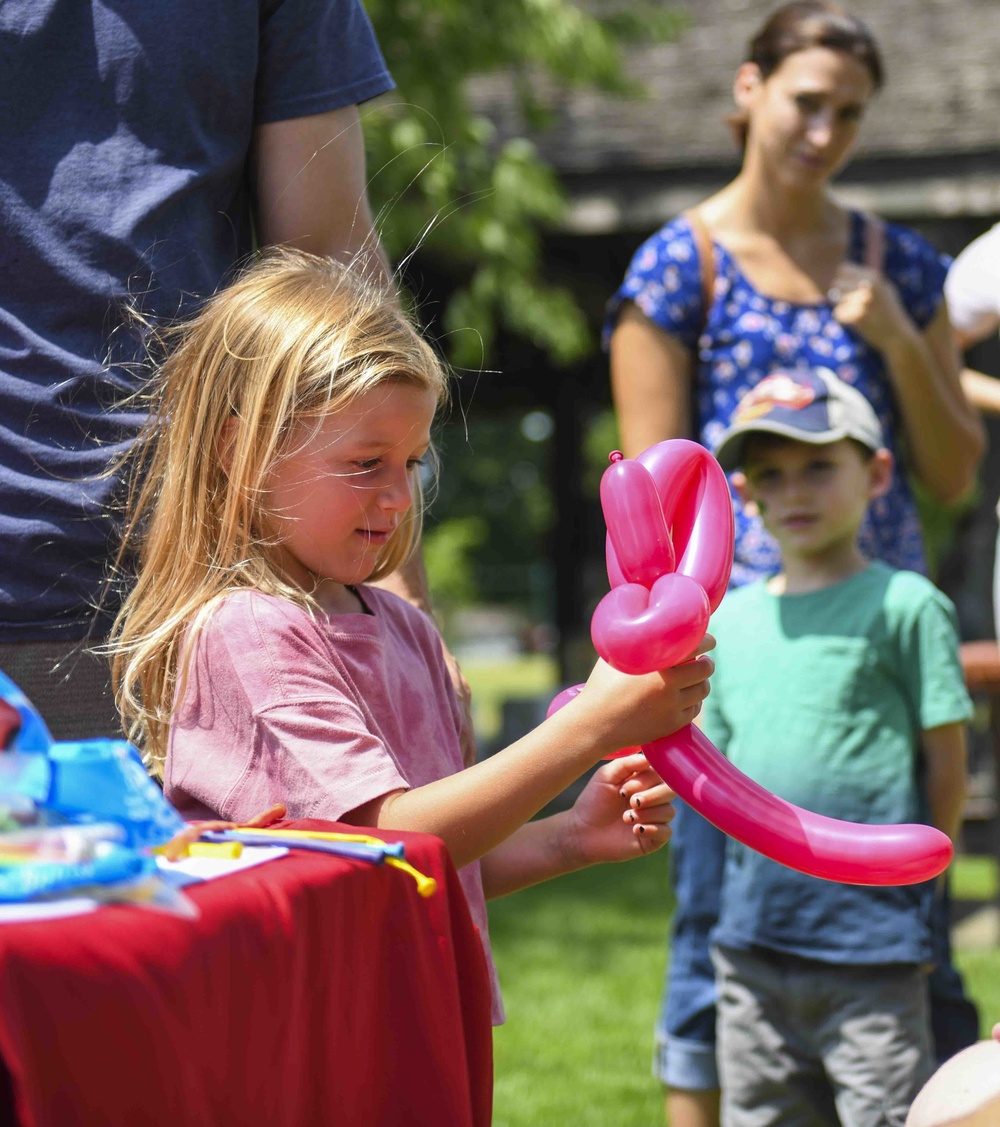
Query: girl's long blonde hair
108 247 449 770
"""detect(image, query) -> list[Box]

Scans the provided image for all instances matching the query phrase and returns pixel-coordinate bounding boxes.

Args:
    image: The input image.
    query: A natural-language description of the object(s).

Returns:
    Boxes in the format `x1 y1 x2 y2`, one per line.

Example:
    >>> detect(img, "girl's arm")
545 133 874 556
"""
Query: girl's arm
831 264 985 504
341 647 713 871
610 304 695 457
478 753 675 898
921 722 968 844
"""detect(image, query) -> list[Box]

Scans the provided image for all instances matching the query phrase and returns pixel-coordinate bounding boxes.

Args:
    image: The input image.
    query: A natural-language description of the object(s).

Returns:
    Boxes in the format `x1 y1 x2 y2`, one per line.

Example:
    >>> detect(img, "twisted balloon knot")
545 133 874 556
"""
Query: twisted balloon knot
609 450 624 463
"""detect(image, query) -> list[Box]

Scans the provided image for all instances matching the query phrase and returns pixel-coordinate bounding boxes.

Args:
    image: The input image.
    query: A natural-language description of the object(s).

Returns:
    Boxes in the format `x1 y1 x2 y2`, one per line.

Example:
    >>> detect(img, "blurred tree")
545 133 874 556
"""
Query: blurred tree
364 0 685 370
424 410 556 622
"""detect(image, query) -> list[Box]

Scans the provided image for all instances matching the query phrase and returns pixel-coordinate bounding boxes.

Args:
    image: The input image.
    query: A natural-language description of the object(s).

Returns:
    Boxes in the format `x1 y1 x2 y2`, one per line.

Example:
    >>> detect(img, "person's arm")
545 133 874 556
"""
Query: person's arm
955 319 1000 354
253 104 390 282
609 304 695 458
831 264 985 505
961 368 1000 416
341 642 714 871
479 752 676 898
921 722 968 844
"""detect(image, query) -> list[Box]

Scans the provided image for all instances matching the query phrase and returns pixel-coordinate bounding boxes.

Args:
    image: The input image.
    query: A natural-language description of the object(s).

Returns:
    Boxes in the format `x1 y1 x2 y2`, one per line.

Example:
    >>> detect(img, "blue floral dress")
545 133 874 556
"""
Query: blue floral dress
605 211 950 586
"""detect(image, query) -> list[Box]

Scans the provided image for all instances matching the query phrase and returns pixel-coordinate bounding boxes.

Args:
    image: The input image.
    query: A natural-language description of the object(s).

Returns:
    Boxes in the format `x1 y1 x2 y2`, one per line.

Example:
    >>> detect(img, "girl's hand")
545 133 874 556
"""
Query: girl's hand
829 263 917 353
576 635 715 756
564 753 676 864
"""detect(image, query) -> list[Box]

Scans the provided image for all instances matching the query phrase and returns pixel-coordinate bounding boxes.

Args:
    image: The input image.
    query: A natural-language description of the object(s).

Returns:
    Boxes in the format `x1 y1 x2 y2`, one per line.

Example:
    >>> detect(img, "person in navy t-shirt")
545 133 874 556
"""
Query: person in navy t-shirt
0 1 395 736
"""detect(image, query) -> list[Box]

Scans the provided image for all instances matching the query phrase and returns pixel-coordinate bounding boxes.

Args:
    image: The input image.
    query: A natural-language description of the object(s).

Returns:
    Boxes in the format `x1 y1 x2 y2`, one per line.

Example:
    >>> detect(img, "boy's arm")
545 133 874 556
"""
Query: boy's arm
921 722 968 844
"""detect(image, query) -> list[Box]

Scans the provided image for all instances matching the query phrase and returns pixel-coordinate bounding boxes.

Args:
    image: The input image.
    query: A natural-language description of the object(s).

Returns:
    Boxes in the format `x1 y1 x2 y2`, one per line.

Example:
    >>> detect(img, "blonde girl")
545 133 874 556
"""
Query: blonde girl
110 247 714 1023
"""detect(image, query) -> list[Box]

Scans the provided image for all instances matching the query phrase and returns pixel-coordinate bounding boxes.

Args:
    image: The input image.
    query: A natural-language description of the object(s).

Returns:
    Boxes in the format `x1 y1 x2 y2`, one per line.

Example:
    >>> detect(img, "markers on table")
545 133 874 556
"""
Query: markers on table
200 828 438 897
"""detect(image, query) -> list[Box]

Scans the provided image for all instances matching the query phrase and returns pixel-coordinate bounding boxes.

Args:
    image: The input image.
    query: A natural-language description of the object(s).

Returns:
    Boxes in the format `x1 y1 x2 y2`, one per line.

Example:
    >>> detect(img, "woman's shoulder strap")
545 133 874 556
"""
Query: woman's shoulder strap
859 210 885 271
684 208 716 327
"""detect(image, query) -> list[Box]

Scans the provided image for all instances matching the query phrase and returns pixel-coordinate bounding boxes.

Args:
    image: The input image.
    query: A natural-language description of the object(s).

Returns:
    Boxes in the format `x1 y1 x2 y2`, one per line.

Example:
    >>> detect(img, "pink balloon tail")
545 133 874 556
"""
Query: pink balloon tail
643 725 952 886
546 685 641 760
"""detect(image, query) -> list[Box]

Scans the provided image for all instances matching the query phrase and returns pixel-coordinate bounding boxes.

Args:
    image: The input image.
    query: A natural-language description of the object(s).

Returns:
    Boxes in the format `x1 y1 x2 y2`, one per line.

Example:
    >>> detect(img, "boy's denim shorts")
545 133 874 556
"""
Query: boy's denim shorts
653 801 725 1090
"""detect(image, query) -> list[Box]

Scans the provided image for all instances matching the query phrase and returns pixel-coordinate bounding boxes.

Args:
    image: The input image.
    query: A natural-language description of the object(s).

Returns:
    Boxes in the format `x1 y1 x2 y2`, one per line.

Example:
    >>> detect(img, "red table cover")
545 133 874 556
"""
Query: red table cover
0 821 493 1127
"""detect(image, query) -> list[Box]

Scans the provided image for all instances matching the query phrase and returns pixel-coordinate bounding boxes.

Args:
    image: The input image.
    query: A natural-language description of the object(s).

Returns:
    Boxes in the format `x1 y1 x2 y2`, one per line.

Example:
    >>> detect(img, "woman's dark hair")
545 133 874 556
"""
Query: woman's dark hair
727 2 884 147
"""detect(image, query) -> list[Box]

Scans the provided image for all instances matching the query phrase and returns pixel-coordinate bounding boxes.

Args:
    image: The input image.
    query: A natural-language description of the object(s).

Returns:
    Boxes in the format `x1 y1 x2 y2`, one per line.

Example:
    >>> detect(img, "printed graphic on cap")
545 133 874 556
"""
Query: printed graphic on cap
734 373 816 423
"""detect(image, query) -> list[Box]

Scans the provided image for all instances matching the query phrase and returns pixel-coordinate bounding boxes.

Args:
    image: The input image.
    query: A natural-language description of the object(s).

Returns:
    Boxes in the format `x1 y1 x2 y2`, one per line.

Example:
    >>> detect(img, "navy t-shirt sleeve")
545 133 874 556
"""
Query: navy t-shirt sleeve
256 0 394 124
883 222 951 331
603 218 705 351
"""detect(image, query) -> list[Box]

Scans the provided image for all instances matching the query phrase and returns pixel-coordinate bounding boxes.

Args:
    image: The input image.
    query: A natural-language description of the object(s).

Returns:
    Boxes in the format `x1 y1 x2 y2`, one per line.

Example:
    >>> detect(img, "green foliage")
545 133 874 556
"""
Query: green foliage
422 514 489 611
462 653 559 744
363 0 686 367
582 406 621 492
913 476 979 581
427 410 556 609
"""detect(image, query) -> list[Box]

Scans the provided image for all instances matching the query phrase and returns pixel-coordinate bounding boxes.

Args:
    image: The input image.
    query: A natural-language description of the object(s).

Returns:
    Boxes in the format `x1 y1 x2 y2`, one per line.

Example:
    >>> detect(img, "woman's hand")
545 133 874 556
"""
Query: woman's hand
829 263 917 354
575 635 715 757
564 753 677 864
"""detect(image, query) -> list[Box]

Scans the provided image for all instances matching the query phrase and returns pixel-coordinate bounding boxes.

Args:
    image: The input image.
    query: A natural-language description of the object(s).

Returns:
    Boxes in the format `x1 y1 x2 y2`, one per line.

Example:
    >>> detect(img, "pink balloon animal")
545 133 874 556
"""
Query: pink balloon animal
549 440 952 886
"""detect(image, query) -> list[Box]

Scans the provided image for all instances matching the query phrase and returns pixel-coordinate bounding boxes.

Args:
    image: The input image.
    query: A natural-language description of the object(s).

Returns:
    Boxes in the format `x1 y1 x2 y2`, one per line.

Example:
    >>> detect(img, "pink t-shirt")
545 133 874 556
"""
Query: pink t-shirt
165 586 504 1023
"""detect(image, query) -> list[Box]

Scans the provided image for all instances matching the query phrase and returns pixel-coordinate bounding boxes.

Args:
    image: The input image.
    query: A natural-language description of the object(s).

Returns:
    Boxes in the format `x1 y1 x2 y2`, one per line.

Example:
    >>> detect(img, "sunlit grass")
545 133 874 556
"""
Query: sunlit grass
951 854 999 901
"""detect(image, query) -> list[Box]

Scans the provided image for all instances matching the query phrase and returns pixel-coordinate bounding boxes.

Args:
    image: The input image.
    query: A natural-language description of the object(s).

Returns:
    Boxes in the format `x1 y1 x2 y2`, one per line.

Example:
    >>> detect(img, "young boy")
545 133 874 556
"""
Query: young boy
705 368 972 1127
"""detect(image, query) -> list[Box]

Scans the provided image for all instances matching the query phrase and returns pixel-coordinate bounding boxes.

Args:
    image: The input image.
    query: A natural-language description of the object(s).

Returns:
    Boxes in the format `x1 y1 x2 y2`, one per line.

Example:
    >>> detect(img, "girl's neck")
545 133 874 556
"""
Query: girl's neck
767 543 870 596
314 581 366 615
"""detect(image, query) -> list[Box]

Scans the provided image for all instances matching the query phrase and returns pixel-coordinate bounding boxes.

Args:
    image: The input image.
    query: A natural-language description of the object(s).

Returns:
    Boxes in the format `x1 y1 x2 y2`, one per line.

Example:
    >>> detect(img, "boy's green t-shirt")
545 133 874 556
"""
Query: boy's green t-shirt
704 562 972 965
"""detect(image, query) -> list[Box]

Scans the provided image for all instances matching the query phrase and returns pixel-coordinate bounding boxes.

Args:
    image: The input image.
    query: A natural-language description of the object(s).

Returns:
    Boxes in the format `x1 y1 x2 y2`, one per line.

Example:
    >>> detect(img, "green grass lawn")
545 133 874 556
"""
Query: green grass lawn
488 853 1000 1127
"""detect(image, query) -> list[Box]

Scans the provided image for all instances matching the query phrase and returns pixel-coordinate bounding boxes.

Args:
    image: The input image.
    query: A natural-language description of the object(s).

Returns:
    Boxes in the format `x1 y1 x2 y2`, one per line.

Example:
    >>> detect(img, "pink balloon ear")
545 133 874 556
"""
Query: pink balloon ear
676 452 734 612
638 440 734 611
600 456 675 588
606 535 627 589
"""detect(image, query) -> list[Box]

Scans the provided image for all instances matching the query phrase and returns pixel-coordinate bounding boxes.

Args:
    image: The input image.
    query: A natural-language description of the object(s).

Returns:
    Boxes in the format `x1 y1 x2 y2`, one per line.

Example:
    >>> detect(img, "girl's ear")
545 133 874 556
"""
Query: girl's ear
868 448 894 501
733 62 763 113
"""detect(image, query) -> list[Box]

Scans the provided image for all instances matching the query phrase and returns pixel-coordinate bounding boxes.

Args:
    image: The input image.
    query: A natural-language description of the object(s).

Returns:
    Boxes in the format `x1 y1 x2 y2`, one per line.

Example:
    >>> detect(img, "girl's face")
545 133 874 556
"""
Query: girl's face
737 46 874 189
262 381 436 610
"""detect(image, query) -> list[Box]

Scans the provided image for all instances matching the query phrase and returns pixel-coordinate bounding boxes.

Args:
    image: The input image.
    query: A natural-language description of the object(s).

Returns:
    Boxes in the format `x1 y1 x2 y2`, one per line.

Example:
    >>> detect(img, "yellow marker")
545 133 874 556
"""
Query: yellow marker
154 841 245 861
385 857 437 897
229 827 438 896
187 841 244 860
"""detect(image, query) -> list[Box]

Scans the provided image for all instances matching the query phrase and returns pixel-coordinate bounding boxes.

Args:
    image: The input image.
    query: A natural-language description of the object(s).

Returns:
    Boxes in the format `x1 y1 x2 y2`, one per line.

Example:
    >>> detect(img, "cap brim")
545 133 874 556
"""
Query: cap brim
713 421 858 472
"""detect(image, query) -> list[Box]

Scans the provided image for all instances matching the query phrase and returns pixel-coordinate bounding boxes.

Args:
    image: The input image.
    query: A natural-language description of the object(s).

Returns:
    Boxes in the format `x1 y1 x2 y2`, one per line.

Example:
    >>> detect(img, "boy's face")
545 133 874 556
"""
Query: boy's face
739 436 891 562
